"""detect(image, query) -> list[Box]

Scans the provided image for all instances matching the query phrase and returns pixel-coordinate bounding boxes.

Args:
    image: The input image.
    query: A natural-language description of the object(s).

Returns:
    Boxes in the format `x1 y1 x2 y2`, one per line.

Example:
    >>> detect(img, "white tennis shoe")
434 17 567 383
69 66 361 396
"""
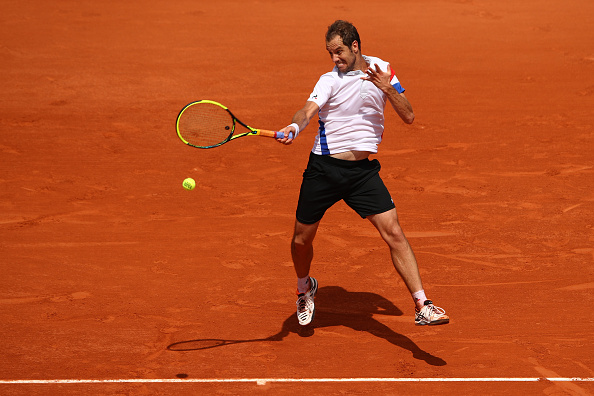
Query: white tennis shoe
415 300 450 326
296 277 318 326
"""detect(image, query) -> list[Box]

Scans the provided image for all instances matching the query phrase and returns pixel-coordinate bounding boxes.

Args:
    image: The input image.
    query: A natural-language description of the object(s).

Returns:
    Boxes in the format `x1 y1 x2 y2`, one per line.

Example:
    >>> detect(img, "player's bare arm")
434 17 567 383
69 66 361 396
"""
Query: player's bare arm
277 101 320 145
363 63 415 124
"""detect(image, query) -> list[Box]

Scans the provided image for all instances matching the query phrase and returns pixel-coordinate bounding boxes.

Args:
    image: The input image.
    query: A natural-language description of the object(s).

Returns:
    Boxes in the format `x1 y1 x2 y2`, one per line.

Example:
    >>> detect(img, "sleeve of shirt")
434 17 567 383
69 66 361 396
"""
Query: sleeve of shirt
307 73 335 108
389 68 405 94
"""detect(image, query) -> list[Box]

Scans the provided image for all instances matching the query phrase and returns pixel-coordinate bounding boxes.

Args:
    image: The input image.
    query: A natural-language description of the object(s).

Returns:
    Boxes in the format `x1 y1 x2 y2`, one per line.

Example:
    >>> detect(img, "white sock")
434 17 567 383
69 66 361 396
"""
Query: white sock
412 289 427 307
297 276 310 293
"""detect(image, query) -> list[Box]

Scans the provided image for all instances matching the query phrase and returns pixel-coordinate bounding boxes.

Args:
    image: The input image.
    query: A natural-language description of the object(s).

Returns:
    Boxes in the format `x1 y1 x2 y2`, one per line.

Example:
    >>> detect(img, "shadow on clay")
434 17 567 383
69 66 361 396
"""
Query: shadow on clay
167 286 447 367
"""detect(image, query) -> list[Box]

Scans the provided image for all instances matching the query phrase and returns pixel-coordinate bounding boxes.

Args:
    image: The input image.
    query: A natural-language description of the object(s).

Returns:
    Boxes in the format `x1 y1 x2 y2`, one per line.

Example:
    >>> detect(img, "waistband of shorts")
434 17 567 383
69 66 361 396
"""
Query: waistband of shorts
309 151 372 168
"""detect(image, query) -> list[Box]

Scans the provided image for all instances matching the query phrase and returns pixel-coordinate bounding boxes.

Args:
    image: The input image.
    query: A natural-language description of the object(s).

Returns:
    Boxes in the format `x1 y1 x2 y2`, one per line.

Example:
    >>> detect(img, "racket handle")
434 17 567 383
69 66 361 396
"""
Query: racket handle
274 131 294 140
259 129 293 139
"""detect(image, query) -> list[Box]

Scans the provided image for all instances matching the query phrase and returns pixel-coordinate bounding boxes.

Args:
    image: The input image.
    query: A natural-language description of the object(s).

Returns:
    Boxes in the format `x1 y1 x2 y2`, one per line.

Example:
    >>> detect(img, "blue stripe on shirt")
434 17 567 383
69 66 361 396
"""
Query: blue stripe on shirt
318 119 330 155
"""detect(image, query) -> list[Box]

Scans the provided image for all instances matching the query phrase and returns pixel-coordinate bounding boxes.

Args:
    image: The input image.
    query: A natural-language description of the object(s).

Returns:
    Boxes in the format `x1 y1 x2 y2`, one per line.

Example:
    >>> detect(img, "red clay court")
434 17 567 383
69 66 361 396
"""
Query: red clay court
1 0 593 394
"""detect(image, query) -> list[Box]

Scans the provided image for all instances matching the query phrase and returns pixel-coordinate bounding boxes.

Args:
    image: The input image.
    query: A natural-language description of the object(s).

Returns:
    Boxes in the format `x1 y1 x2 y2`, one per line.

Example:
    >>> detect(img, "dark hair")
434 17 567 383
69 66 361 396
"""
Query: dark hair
325 20 361 50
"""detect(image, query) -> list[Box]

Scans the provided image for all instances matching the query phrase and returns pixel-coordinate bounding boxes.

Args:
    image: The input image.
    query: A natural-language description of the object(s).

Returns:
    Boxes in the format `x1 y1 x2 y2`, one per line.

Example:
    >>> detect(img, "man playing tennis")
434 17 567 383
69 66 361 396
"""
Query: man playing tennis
277 20 449 327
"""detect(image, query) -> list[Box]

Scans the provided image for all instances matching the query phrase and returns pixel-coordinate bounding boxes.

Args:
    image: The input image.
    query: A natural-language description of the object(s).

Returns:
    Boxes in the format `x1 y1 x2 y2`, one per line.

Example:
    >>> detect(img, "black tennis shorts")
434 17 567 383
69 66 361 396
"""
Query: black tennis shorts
296 152 396 224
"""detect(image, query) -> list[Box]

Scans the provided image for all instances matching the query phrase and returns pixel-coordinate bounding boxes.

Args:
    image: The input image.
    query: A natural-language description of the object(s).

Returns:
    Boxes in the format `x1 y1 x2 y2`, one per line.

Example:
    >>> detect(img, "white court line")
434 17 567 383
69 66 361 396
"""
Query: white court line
0 378 593 385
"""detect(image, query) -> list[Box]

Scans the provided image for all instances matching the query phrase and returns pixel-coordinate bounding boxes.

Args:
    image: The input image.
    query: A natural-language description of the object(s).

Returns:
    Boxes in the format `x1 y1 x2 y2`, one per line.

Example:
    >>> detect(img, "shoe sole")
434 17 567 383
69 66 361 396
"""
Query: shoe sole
298 308 315 326
300 309 315 326
415 318 450 326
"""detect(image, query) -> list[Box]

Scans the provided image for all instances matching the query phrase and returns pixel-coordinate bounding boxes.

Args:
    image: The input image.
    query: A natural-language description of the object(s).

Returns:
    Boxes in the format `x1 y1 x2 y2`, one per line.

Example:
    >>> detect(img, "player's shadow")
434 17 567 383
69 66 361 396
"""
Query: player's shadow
168 286 446 366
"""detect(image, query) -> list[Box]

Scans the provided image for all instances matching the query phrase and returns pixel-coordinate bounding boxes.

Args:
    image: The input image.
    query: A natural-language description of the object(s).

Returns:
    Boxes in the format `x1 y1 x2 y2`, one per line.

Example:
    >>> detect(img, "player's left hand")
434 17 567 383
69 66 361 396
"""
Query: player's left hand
362 63 392 92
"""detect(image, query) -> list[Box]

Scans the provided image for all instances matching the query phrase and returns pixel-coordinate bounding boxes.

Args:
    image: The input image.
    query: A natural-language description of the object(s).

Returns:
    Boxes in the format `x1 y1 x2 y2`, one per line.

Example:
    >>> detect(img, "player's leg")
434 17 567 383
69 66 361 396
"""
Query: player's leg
367 208 423 295
292 219 320 325
367 209 449 325
291 219 319 279
343 158 448 325
292 153 341 325
340 160 422 293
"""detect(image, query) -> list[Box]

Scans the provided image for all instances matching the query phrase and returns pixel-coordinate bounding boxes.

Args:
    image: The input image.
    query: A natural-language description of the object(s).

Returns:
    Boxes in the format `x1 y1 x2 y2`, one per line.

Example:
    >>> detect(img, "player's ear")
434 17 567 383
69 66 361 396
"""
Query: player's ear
351 40 359 54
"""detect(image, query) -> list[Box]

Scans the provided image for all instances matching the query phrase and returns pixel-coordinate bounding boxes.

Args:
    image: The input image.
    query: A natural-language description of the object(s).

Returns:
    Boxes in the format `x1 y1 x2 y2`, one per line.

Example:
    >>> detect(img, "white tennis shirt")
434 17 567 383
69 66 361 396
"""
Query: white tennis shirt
307 55 405 155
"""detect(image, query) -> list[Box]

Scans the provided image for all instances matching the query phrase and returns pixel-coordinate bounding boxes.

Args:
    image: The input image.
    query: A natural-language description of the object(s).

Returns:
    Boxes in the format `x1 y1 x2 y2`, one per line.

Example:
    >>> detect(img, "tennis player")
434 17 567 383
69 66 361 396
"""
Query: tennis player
277 20 449 327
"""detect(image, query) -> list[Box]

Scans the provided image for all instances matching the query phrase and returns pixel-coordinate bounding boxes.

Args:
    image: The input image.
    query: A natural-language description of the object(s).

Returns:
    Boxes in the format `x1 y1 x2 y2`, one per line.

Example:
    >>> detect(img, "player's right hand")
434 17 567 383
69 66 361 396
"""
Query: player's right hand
276 125 296 145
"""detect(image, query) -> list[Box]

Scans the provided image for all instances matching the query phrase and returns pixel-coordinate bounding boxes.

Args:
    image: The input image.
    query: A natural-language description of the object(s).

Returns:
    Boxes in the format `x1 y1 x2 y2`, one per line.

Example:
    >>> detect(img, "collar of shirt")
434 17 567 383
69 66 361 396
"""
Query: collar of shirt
345 70 365 76
341 55 371 76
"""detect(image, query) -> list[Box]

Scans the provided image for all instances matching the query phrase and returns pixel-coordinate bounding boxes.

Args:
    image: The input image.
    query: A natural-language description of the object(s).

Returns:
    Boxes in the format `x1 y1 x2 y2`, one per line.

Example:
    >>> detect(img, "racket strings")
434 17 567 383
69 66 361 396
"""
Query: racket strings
178 104 234 147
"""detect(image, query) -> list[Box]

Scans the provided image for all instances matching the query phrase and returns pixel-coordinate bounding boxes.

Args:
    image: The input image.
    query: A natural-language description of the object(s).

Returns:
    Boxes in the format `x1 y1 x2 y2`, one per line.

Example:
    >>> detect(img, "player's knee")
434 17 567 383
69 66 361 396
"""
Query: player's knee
291 235 312 252
291 238 313 260
383 224 408 247
292 221 318 251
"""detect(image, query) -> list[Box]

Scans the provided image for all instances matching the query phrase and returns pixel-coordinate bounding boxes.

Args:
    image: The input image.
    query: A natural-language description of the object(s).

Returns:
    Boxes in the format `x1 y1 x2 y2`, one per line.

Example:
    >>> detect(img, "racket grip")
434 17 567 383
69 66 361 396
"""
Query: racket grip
274 131 294 139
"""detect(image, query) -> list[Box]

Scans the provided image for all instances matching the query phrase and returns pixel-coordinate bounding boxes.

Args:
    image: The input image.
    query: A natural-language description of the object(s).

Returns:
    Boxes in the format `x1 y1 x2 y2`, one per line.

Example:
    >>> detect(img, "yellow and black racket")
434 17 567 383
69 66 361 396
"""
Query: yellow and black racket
176 100 292 149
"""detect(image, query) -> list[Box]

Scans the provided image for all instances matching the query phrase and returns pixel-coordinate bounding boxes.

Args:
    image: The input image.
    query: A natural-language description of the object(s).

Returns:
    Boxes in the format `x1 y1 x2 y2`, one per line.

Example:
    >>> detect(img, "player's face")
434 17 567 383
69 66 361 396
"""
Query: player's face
326 36 358 73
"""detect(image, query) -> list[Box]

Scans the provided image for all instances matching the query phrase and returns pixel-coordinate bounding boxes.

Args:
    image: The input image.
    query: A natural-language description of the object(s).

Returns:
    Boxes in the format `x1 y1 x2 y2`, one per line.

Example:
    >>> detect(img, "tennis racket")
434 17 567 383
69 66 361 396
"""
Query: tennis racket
176 100 292 149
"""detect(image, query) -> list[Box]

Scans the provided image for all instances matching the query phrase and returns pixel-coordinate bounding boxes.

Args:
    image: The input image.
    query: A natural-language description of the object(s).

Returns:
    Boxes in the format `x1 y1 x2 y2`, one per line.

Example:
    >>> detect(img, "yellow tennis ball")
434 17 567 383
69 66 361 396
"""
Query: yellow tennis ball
182 178 196 191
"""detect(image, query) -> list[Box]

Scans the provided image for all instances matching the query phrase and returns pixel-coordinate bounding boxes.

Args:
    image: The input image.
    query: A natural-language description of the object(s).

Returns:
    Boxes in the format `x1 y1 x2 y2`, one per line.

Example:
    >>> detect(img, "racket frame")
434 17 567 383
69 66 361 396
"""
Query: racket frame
176 100 283 149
